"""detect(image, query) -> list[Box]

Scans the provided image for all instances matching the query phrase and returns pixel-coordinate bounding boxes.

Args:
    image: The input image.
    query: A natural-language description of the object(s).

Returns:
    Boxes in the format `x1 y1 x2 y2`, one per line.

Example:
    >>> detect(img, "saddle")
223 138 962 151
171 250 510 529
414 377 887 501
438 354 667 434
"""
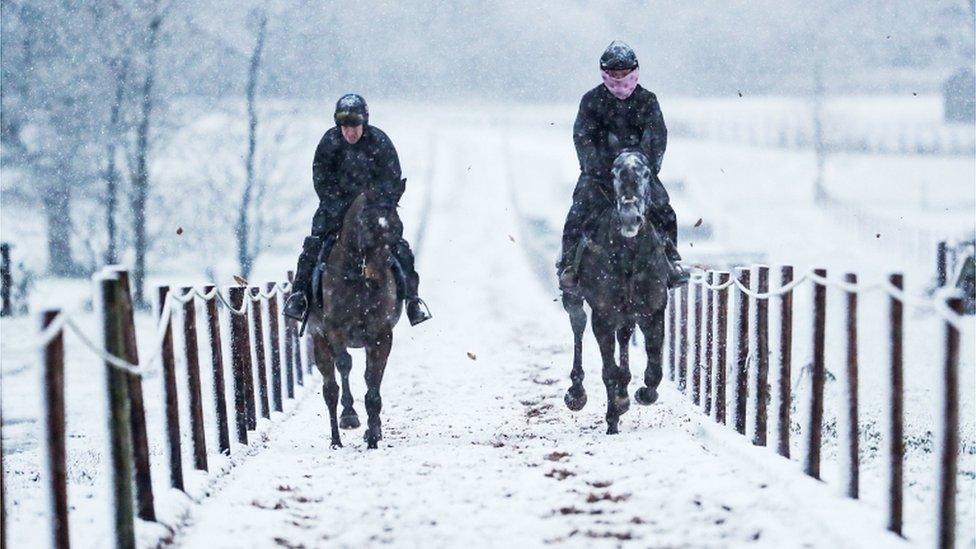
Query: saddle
310 254 407 309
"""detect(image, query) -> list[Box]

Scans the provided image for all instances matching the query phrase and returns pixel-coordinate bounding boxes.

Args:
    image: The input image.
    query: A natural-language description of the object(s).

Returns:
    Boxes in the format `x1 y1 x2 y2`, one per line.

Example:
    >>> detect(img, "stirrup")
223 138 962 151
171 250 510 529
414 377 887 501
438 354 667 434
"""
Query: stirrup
668 263 690 288
283 292 310 333
406 297 432 326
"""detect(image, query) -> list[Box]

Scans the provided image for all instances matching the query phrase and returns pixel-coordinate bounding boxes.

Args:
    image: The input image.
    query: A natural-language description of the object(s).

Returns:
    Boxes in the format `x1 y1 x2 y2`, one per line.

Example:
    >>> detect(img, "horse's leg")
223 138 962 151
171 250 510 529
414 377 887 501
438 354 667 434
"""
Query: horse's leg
591 311 621 434
336 350 360 429
636 310 665 405
363 330 393 449
563 296 588 411
312 336 342 448
615 324 634 415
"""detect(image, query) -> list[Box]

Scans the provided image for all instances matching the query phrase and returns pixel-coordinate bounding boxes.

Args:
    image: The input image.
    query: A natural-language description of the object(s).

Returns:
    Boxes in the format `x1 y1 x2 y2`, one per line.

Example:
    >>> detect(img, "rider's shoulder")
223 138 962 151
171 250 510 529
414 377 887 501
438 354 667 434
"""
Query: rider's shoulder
320 126 343 145
366 125 392 143
581 84 606 103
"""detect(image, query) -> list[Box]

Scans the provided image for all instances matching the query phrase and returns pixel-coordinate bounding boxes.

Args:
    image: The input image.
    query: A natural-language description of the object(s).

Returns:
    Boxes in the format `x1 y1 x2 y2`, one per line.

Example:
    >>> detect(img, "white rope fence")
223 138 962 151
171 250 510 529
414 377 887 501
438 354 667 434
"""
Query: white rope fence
687 266 968 330
1 281 293 377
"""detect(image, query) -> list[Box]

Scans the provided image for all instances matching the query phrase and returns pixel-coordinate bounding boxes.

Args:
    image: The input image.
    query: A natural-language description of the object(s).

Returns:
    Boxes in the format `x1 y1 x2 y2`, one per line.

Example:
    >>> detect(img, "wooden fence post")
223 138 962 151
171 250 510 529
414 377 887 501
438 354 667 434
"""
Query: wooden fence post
181 287 208 472
937 240 948 287
103 276 136 549
732 267 751 435
843 273 859 498
691 283 703 405
227 286 250 445
0 242 11 317
667 289 677 381
266 282 284 412
703 272 714 416
804 269 827 480
293 325 304 387
887 273 904 535
714 272 730 424
249 288 271 420
110 269 155 521
678 284 689 392
304 335 315 374
776 266 794 458
41 309 69 549
287 271 304 388
938 297 963 549
753 265 770 447
156 286 184 491
203 285 230 455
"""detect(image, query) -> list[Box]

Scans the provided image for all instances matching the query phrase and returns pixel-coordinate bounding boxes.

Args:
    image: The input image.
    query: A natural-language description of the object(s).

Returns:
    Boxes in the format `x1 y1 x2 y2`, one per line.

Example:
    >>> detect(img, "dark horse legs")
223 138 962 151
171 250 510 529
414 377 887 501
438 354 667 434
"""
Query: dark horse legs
364 331 392 449
615 325 633 416
336 351 360 429
312 338 342 448
592 311 626 434
635 310 665 405
563 296 588 411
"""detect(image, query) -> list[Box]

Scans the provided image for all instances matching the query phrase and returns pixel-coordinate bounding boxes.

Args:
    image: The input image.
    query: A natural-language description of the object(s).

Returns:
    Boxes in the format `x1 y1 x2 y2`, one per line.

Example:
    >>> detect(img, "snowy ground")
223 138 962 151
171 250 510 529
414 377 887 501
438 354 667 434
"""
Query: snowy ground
2 99 974 548
173 127 909 549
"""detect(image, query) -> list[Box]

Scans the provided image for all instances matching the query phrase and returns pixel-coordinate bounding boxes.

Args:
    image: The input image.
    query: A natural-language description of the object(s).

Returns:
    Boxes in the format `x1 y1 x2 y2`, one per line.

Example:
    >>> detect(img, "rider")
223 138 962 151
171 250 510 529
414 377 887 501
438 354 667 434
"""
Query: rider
557 41 688 296
283 93 432 326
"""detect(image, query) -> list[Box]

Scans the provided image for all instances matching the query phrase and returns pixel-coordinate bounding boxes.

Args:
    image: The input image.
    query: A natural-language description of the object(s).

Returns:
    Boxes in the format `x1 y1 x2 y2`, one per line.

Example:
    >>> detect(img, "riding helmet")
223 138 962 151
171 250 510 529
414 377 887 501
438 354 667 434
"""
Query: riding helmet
334 93 369 126
600 41 639 71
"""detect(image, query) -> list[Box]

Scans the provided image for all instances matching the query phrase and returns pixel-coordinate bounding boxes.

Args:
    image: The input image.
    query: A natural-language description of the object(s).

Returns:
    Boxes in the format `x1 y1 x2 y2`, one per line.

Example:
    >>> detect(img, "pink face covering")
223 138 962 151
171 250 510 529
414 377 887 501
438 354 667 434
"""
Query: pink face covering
601 68 639 100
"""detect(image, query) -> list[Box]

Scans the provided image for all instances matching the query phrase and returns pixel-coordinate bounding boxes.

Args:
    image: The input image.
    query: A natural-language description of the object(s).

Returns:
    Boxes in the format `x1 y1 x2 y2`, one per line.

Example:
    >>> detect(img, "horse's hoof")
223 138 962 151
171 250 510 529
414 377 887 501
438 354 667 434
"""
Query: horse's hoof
615 394 631 415
364 429 382 448
606 423 619 435
564 389 587 411
330 439 343 450
339 412 360 430
635 386 659 405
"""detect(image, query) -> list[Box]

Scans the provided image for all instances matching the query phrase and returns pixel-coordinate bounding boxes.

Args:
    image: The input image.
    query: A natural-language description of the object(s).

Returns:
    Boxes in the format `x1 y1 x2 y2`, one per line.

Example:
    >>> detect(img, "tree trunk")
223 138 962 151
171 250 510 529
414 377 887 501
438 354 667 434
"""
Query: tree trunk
42 183 80 277
105 58 129 266
131 15 161 307
235 12 267 279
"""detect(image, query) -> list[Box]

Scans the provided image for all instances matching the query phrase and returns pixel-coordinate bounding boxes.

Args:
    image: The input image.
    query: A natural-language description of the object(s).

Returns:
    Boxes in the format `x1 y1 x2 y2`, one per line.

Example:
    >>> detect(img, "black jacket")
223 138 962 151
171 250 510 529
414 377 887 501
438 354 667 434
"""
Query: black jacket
573 84 667 180
310 125 403 237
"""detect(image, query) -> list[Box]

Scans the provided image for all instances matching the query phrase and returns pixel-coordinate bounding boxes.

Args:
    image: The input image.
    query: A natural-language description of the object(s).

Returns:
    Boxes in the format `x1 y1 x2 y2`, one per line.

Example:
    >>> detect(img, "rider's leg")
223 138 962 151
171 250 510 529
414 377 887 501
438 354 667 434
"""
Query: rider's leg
649 176 688 287
558 175 603 295
283 235 322 321
392 239 431 326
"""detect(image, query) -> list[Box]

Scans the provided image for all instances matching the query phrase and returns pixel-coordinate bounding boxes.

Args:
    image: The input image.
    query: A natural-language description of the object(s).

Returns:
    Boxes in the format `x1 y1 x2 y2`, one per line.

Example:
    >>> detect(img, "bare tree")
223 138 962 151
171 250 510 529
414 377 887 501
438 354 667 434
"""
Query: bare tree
236 9 269 279
129 0 172 305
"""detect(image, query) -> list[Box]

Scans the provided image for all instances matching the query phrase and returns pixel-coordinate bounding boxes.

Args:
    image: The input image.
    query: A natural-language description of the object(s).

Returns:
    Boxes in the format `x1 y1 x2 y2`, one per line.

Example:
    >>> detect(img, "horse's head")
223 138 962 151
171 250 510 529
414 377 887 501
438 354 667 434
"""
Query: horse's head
357 198 403 252
611 150 653 239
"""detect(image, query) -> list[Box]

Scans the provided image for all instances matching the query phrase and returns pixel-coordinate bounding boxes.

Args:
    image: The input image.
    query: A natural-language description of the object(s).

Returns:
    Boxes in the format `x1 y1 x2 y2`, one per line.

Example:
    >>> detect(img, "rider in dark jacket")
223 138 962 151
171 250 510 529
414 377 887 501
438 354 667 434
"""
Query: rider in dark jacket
283 94 432 326
557 41 688 295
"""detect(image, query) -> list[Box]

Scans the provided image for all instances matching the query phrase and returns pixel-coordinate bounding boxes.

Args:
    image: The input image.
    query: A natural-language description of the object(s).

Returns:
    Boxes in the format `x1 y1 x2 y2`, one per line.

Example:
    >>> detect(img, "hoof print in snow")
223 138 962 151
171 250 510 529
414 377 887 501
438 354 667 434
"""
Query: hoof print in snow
586 480 612 488
544 468 576 480
585 492 630 504
544 451 570 462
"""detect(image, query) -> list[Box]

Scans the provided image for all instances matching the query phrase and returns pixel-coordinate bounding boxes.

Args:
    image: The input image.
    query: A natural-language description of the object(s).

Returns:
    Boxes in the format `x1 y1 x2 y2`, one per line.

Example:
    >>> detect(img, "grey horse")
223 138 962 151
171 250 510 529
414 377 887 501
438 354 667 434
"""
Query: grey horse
562 150 671 434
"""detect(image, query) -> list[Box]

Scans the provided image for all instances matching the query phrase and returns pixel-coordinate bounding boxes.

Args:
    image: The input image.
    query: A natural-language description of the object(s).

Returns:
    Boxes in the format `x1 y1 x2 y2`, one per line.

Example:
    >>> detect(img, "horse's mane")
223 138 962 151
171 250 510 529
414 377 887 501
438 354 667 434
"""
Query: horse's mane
336 193 367 251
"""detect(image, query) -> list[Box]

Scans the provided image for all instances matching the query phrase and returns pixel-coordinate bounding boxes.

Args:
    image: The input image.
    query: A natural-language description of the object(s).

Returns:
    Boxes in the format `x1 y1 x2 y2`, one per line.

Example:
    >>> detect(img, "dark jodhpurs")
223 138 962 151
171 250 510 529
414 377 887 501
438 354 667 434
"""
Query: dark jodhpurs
292 204 420 300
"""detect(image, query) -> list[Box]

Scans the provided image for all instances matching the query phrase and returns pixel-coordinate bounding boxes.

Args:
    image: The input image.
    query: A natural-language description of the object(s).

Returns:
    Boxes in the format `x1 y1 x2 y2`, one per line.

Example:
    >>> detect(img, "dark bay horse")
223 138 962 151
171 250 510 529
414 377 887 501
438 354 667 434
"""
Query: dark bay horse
563 150 671 434
306 192 403 449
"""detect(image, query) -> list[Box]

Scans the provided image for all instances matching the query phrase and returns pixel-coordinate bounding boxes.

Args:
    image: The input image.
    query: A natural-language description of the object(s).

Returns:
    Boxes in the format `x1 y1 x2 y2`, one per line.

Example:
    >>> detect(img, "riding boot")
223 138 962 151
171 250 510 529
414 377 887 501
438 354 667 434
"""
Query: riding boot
392 240 432 326
283 236 322 322
556 240 583 299
664 239 689 288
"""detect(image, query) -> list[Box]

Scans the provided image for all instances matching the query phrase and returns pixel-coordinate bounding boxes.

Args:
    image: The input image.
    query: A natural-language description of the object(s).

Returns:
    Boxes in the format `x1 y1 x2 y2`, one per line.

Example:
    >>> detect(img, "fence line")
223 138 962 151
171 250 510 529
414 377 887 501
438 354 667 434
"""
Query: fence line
0 267 313 548
669 263 970 547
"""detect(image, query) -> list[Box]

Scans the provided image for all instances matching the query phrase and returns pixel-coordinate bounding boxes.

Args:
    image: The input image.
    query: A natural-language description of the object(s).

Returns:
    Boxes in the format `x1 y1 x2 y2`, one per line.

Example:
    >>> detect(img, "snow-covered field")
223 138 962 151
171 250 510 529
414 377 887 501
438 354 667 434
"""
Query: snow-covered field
2 98 974 548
